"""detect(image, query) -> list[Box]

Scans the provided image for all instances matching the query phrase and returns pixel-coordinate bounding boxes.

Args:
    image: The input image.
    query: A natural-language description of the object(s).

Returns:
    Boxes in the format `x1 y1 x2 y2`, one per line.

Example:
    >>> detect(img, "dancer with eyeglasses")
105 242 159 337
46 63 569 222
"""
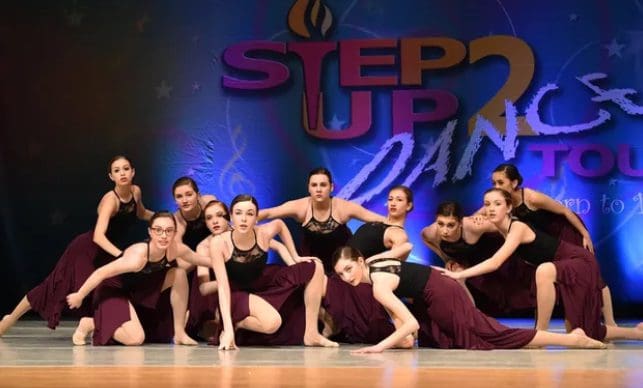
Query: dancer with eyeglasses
66 211 219 346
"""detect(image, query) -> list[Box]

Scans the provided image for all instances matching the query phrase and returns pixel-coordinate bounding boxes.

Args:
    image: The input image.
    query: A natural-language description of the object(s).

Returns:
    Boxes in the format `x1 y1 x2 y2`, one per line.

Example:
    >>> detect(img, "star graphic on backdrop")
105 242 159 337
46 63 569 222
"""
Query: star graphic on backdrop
192 82 201 93
136 13 150 32
569 13 578 21
609 179 618 186
65 9 84 26
604 38 626 57
328 114 346 130
155 80 172 99
50 209 67 225
186 168 196 176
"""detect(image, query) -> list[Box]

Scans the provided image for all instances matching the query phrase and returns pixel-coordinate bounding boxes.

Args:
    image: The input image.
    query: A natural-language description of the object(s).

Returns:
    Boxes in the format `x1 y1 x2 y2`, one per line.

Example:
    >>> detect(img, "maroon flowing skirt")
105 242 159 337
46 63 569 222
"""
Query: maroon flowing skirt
551 241 606 341
415 270 537 349
185 269 218 339
541 213 606 289
465 257 538 316
209 262 316 346
322 276 395 344
26 231 114 329
92 269 172 346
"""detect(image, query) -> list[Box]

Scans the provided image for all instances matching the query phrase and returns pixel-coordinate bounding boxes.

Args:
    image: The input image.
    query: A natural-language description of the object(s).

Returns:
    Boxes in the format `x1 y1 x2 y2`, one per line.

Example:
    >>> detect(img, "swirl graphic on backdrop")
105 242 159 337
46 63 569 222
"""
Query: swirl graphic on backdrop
218 123 255 198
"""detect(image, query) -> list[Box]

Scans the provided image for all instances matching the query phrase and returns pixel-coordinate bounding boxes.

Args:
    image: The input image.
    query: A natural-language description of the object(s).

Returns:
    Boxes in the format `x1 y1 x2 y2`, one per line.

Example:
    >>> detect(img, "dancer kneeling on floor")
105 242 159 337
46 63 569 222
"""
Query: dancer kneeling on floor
66 211 221 346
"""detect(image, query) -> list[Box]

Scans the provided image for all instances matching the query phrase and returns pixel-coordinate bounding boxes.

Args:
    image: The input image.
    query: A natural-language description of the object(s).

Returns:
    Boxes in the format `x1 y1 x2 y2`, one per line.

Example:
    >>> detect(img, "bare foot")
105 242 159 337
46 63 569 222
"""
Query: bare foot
72 318 94 346
0 315 12 336
570 328 607 349
304 333 339 347
636 322 643 331
174 332 198 346
72 329 87 346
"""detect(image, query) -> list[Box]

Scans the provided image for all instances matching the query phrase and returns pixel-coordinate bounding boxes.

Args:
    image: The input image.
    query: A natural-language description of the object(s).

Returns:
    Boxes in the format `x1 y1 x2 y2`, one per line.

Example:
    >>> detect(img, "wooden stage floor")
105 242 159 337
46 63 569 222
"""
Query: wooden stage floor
1 320 642 387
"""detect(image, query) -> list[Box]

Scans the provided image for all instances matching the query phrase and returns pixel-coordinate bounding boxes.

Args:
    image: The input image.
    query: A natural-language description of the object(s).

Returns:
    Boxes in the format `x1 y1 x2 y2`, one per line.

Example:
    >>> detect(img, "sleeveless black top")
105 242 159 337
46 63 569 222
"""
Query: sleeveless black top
225 230 268 289
181 207 211 250
301 198 352 272
369 259 431 300
438 227 505 267
122 241 176 286
513 188 553 230
439 227 479 266
349 222 402 259
510 220 559 265
105 190 139 247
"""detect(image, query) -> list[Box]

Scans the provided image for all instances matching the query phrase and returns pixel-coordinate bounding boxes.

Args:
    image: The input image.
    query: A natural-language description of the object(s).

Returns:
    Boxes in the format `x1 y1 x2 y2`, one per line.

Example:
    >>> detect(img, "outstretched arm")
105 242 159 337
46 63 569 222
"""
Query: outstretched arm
67 244 146 308
341 199 387 223
257 199 305 222
440 224 524 280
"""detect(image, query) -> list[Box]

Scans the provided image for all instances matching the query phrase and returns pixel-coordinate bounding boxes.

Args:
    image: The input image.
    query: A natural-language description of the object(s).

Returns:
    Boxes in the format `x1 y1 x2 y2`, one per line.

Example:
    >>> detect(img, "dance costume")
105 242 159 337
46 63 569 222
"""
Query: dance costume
323 222 396 344
439 229 536 315
26 191 138 328
513 188 606 289
218 231 316 346
510 220 606 340
180 207 214 339
92 241 177 345
180 208 211 251
369 259 537 349
300 199 352 273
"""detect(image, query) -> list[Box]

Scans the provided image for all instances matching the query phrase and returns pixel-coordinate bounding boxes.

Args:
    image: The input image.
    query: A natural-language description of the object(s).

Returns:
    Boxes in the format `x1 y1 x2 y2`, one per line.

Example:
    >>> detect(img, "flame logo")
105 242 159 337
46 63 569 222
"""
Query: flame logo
288 0 333 39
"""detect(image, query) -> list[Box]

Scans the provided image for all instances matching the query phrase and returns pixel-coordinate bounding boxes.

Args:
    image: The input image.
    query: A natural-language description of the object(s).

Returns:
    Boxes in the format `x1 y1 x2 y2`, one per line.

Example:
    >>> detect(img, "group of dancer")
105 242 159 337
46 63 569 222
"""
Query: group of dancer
1 156 642 352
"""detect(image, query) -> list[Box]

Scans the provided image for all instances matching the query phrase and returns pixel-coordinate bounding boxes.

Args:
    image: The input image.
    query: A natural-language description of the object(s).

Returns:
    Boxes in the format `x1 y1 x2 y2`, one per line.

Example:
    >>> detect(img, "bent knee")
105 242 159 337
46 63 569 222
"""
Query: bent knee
121 332 145 346
264 314 282 334
535 263 556 281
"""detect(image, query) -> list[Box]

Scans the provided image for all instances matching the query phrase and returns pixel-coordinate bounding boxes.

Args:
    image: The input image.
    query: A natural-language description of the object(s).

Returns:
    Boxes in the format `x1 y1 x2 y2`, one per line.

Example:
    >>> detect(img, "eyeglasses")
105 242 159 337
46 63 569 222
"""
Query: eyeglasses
151 227 176 236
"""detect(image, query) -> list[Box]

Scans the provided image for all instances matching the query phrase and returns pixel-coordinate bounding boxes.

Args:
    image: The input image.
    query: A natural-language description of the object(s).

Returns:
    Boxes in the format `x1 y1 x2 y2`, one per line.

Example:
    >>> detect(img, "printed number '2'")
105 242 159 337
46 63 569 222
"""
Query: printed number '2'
468 36 535 135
